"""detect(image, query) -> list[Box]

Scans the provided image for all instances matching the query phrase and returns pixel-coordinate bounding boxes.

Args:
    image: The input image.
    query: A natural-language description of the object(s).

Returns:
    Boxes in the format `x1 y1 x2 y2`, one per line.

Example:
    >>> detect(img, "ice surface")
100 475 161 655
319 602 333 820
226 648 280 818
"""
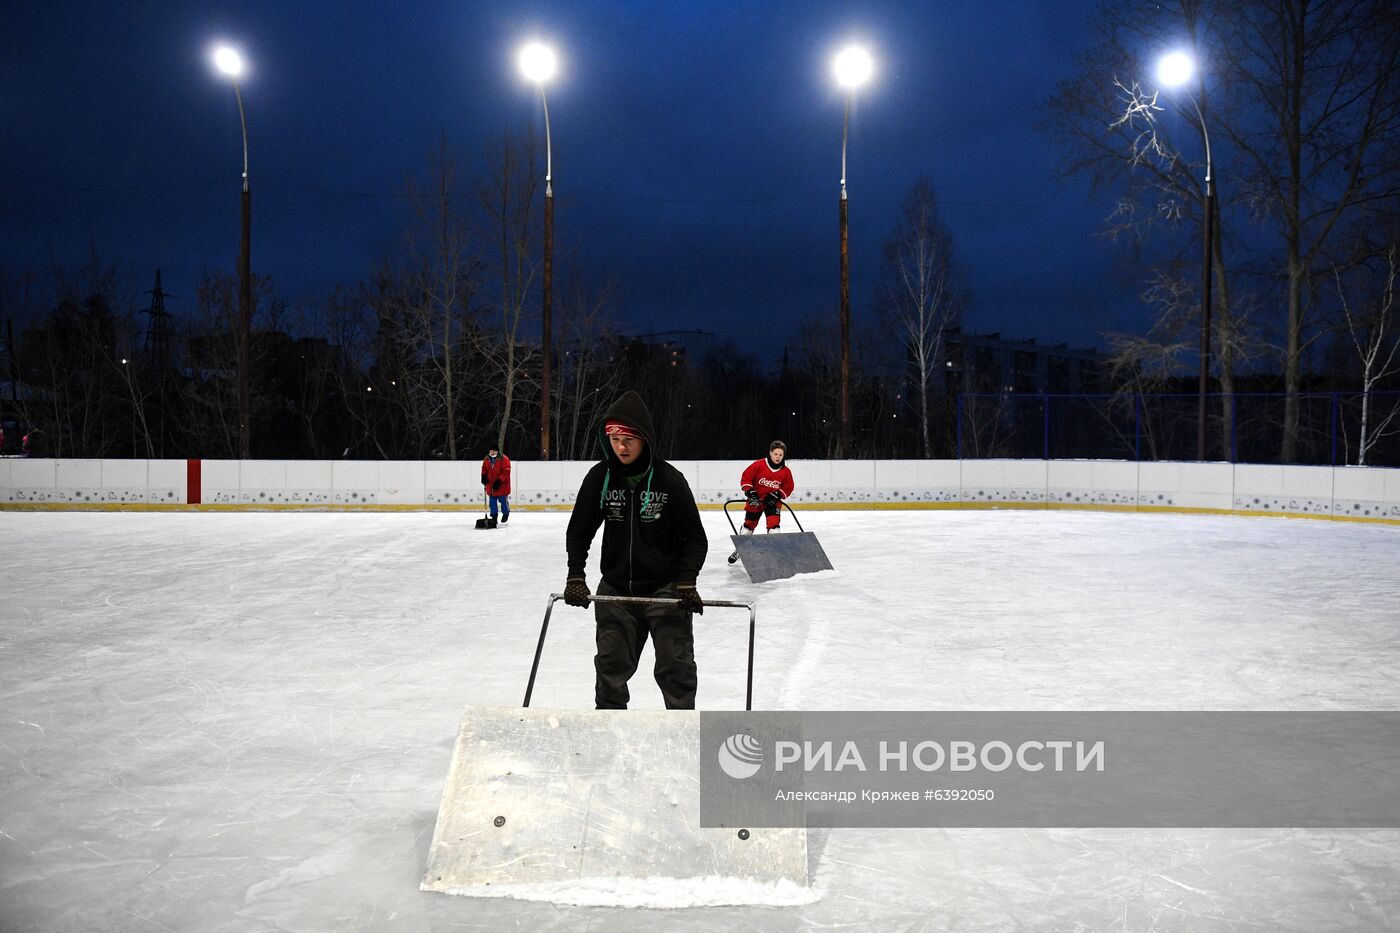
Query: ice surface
2 509 1399 930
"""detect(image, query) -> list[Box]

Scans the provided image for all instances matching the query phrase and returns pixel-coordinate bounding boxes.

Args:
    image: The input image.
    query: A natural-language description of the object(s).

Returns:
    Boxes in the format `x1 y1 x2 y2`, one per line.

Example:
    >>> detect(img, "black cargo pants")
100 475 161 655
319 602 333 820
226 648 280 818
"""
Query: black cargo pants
594 578 697 710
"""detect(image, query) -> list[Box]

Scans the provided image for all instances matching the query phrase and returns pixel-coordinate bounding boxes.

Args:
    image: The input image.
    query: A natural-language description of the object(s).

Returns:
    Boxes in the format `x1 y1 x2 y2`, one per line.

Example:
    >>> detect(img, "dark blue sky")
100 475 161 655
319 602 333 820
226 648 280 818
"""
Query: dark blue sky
1 0 1146 351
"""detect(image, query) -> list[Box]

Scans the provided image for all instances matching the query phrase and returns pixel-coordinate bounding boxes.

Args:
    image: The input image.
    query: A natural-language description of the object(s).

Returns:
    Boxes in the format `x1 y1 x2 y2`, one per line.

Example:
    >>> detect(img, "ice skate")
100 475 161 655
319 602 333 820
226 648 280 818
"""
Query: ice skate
727 524 754 563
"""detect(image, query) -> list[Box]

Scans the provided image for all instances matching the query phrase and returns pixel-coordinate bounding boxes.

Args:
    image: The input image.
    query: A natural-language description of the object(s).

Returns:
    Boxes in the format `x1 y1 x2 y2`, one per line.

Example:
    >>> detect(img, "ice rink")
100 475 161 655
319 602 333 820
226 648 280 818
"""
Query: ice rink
2 507 1399 931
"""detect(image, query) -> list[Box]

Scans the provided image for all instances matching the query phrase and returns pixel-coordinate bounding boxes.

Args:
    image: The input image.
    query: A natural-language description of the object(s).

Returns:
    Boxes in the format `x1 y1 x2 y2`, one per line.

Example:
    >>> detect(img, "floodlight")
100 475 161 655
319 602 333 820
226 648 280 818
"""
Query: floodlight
213 46 244 78
519 42 557 83
834 46 873 89
1157 51 1194 88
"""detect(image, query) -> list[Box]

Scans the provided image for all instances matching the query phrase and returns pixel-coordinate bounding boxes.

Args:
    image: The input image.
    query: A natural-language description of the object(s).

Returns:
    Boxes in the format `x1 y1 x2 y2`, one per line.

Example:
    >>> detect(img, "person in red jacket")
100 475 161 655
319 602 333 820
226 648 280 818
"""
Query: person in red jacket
739 440 794 533
481 446 512 523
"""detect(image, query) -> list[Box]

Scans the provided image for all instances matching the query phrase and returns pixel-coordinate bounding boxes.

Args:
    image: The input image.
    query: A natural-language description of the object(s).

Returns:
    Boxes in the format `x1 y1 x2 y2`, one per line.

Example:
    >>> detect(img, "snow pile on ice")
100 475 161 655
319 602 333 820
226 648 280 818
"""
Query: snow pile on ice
435 874 821 908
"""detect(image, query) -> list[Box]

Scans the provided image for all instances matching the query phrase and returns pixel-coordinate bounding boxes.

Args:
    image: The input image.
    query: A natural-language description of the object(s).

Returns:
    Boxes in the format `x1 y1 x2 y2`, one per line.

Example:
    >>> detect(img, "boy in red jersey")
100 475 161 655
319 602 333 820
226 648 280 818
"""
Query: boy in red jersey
739 440 794 534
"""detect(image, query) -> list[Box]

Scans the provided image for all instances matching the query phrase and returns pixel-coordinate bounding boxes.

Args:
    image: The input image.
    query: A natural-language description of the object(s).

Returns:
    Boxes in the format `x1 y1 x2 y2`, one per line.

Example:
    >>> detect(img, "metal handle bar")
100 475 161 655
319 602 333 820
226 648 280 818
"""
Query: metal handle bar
722 498 805 535
524 593 758 711
582 594 753 608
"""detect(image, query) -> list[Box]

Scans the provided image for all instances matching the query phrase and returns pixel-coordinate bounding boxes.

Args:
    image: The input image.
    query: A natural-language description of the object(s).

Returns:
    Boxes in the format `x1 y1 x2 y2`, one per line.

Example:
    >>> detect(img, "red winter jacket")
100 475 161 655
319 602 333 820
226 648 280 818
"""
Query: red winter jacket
740 456 794 502
481 454 512 496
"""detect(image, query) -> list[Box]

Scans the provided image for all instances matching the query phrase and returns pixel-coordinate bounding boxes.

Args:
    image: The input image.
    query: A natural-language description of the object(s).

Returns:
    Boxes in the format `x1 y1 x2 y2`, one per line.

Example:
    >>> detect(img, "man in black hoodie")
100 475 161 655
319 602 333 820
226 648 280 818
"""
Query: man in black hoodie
564 391 708 709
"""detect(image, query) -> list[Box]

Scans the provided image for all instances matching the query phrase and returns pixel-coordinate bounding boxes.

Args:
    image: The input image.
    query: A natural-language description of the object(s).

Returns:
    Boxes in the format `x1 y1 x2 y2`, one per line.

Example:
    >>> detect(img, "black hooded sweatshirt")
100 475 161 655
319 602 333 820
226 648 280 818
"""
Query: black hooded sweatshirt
565 391 708 594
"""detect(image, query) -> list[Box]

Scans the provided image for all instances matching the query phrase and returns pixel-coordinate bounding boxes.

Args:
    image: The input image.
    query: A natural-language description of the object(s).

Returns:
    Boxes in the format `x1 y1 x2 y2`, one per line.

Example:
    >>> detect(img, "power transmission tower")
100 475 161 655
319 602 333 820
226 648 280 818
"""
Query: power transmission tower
140 270 178 456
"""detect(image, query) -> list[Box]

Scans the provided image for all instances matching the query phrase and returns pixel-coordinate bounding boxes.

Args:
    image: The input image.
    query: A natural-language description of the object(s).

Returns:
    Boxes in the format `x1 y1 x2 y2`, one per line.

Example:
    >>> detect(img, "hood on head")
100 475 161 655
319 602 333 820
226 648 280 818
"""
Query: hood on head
597 390 657 471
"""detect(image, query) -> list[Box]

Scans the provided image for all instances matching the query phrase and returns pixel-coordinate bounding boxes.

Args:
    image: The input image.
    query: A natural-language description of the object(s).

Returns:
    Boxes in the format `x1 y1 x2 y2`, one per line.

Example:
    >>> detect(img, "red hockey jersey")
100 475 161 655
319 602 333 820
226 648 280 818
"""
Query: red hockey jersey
740 457 794 501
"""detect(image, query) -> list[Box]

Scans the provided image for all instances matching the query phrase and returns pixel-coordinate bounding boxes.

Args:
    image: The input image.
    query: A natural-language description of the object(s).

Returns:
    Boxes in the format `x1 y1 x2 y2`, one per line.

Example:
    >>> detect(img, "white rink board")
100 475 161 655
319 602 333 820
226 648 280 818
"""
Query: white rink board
3 459 1400 521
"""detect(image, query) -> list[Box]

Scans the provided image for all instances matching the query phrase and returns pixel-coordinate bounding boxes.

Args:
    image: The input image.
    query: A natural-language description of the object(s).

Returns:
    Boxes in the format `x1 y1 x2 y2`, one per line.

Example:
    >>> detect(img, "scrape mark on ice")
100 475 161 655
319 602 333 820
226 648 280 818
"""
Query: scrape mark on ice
1152 874 1213 897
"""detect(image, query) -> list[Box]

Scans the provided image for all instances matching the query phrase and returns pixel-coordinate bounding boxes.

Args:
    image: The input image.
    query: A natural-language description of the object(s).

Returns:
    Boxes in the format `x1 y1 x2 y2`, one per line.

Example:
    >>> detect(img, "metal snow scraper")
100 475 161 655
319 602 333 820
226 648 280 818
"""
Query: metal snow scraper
723 500 833 584
420 707 807 895
421 594 807 896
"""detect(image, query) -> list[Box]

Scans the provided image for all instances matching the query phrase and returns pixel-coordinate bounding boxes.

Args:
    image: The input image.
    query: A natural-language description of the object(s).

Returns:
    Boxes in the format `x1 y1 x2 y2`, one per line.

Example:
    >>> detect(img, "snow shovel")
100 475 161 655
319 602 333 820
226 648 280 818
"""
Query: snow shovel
421 593 807 898
723 499 833 584
474 491 497 529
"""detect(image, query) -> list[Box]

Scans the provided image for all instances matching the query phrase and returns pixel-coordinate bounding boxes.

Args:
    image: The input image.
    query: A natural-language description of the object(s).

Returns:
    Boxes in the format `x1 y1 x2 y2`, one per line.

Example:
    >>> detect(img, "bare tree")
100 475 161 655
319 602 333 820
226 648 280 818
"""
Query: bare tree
792 313 844 459
398 138 481 459
359 264 440 458
279 293 347 458
113 336 157 458
324 275 398 459
1218 0 1400 460
634 346 696 458
1043 0 1246 454
1 267 42 442
876 177 964 458
181 270 242 457
553 272 624 460
475 127 541 454
1105 321 1192 461
1335 245 1400 464
957 391 1013 459
18 249 142 457
702 340 770 457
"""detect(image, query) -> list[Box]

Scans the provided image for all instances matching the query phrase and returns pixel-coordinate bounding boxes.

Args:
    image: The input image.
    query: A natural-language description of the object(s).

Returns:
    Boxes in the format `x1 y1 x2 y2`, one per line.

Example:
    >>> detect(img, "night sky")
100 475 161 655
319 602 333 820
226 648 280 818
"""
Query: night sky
2 0 1147 352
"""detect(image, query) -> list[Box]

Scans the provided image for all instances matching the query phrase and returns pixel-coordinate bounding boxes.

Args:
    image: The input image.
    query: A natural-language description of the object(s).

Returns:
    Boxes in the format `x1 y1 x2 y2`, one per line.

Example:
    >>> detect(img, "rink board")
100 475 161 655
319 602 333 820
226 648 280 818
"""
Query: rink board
730 532 834 583
422 706 806 894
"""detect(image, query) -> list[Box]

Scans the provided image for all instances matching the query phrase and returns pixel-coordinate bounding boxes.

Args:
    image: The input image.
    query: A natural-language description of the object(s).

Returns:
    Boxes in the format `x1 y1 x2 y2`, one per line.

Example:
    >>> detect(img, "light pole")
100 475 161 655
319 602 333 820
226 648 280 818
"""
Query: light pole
833 45 872 458
1158 50 1214 462
213 45 252 459
520 41 557 461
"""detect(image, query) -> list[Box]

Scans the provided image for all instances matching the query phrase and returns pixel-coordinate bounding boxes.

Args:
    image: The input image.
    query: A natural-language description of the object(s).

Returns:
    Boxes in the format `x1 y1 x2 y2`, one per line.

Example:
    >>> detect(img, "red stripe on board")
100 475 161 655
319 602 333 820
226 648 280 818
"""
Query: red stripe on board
187 459 202 504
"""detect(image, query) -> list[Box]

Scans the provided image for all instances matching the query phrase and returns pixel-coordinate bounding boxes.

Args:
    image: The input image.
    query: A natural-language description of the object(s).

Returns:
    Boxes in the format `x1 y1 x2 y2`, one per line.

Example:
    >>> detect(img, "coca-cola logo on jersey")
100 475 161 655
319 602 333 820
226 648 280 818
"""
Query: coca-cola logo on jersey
757 477 782 490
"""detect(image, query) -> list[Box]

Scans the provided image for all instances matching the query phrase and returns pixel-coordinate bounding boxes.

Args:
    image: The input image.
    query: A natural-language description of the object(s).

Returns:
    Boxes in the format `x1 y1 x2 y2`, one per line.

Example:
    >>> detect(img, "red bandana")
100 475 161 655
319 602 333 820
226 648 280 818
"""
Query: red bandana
604 420 641 439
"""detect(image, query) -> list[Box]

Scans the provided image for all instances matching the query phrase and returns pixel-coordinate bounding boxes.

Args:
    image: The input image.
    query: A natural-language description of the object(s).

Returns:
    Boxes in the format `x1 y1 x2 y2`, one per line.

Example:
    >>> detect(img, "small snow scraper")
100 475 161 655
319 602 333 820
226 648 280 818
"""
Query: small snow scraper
473 492 497 529
421 592 807 898
723 499 832 584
